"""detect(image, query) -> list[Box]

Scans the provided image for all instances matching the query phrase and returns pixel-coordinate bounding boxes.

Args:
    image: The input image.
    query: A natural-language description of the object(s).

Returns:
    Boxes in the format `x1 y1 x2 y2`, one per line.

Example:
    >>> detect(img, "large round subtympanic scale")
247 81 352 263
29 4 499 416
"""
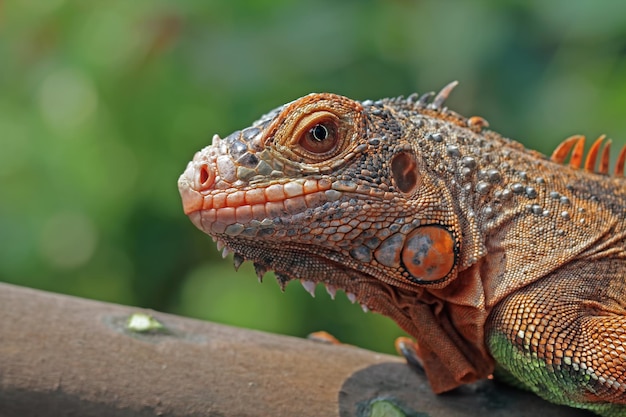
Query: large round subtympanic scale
401 225 456 282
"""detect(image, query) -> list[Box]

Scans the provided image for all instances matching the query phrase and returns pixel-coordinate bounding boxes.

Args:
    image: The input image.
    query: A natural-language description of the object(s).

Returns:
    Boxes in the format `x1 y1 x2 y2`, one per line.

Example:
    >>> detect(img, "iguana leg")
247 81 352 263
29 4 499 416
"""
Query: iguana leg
394 337 426 374
310 332 427 377
491 365 534 392
487 259 626 417
307 331 342 345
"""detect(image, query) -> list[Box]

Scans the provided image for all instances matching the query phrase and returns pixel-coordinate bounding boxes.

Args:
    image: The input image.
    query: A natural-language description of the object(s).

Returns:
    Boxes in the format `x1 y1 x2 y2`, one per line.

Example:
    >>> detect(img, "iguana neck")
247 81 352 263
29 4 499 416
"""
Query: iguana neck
399 107 626 307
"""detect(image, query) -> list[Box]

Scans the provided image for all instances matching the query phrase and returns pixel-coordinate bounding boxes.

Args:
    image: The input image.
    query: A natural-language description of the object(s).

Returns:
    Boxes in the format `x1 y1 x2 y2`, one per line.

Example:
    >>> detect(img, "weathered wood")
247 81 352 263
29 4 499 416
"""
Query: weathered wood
0 283 589 416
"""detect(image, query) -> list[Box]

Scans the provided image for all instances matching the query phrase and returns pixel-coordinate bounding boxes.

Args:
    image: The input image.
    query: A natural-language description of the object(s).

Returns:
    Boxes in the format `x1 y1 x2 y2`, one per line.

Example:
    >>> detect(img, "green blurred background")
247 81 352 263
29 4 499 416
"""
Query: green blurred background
2 0 626 354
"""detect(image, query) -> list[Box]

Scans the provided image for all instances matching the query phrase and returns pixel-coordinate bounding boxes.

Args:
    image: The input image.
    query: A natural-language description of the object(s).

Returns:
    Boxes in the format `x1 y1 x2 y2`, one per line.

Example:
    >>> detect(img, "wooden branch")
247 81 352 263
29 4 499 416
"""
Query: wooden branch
0 283 589 417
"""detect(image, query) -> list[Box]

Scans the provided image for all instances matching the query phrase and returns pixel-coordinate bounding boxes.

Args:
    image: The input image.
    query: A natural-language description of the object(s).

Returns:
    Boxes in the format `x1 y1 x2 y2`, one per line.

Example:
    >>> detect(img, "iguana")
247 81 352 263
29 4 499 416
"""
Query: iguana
178 82 626 416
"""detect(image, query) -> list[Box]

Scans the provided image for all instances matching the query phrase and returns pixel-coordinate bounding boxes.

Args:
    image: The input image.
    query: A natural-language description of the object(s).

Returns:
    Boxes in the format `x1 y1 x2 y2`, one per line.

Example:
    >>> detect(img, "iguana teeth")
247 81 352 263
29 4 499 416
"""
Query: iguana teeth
233 253 244 271
301 280 316 298
325 284 337 300
346 292 357 304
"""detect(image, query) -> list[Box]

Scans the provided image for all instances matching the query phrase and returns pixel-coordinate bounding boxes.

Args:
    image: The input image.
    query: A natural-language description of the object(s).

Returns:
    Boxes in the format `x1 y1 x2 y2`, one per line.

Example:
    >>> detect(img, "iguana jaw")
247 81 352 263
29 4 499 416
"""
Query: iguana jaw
179 158 449 312
180 184 419 313
179 160 400 312
211 234 423 315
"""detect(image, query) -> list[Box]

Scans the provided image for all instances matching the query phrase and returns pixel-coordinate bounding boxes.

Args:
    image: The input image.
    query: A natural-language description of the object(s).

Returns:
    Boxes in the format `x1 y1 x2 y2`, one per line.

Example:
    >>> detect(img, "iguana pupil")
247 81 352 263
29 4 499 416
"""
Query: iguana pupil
311 123 328 141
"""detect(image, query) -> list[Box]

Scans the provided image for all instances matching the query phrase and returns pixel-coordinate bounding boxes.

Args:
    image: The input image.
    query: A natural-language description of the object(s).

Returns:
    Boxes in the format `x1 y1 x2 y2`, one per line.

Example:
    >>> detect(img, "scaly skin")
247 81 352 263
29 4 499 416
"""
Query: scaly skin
178 83 626 416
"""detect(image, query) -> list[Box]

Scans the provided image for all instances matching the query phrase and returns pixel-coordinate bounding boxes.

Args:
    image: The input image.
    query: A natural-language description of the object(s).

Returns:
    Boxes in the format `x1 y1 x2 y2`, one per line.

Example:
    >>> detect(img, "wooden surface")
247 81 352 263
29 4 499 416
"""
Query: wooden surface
0 282 590 416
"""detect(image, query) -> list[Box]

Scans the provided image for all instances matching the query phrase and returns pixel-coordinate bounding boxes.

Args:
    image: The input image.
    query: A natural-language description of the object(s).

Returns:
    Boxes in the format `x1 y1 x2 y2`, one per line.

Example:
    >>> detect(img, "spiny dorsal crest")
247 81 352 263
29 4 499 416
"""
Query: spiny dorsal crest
404 80 459 110
550 134 626 177
402 81 489 133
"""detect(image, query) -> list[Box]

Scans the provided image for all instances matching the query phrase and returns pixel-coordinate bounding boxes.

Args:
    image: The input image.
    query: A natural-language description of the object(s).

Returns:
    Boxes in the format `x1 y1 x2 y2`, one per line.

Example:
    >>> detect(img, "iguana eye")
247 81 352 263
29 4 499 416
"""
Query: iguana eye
290 111 342 159
263 94 364 165
300 121 338 154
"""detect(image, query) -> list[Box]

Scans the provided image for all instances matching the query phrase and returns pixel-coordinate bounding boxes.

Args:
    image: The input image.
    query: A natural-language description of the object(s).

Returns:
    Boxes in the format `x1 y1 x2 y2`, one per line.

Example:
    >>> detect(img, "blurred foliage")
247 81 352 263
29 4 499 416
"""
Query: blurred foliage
2 0 626 354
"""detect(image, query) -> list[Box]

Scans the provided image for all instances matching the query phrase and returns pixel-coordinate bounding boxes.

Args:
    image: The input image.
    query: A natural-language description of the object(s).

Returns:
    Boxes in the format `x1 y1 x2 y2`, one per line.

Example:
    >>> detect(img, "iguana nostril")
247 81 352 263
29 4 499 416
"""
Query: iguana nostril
198 164 215 190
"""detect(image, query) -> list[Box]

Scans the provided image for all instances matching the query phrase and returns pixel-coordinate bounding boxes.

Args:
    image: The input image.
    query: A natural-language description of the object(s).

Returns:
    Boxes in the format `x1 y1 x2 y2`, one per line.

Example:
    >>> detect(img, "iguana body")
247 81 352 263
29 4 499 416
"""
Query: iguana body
178 83 626 416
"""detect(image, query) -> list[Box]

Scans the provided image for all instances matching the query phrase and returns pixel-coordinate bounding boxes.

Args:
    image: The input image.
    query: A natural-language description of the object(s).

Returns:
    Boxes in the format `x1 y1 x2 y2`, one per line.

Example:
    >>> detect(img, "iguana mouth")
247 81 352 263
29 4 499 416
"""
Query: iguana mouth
179 162 341 237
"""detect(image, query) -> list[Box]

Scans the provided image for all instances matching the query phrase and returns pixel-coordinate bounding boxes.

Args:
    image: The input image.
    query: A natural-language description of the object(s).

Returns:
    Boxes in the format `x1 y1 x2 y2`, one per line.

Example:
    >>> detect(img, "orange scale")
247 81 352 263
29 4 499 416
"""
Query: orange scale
235 205 254 223
402 225 456 282
284 196 308 215
202 194 213 210
303 179 319 194
251 204 267 219
265 184 286 202
212 193 227 209
266 201 286 217
226 191 246 207
216 207 236 224
245 188 267 205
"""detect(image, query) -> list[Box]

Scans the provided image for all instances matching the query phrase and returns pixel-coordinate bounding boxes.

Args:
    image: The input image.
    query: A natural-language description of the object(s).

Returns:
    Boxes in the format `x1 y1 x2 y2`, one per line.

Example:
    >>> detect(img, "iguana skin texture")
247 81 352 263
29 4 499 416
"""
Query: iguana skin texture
178 83 626 416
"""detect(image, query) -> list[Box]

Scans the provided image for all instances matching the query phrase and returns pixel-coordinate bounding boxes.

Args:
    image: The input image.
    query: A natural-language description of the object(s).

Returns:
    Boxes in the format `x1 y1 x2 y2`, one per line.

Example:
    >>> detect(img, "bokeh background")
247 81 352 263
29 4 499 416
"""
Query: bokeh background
3 0 626 354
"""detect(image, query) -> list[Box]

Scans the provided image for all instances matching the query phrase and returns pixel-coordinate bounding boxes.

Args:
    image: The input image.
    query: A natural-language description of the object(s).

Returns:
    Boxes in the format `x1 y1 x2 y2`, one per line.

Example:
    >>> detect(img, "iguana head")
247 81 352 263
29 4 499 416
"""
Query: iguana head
178 84 471 317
